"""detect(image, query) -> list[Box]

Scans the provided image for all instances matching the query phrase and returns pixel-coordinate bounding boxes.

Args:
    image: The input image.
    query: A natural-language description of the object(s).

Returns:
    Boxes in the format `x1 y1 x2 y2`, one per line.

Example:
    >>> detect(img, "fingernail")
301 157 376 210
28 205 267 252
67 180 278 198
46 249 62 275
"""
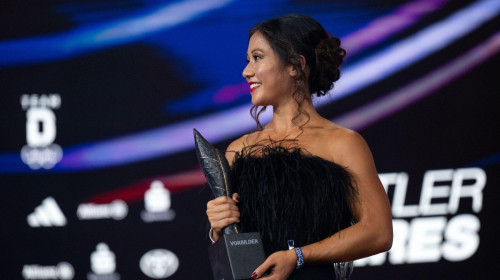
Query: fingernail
251 272 257 279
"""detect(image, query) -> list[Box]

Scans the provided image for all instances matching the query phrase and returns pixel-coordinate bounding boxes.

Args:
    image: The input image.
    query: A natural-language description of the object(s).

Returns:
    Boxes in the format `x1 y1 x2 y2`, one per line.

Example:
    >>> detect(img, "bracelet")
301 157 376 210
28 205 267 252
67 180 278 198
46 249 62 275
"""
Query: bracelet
287 240 304 269
294 247 304 269
209 227 216 243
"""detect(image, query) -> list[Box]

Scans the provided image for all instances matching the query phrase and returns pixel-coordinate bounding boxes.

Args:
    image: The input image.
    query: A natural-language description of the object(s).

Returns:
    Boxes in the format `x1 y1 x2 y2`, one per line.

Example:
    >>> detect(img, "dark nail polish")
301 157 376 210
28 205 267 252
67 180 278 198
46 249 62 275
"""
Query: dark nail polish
251 272 257 279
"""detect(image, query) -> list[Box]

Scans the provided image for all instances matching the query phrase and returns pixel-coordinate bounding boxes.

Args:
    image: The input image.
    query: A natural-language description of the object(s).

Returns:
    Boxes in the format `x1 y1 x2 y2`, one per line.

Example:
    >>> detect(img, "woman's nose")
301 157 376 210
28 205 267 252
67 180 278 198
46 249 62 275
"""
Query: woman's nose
242 63 253 79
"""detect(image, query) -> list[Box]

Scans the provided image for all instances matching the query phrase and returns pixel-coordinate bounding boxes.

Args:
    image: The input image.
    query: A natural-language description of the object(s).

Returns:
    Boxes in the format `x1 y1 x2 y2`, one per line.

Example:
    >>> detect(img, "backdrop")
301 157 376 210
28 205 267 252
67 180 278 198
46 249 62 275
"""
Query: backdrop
1 0 499 279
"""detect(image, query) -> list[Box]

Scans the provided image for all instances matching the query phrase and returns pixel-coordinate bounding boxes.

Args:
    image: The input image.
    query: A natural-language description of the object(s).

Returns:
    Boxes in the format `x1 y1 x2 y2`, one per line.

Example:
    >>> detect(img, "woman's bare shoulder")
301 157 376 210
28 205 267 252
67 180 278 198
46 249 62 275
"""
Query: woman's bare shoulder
327 126 373 166
225 133 254 164
226 135 247 153
326 125 363 143
321 124 370 164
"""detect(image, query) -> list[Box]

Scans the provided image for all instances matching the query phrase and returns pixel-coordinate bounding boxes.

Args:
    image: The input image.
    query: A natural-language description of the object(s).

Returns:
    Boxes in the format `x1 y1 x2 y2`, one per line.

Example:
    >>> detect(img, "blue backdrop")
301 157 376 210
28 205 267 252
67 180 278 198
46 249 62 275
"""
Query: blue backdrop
1 0 499 279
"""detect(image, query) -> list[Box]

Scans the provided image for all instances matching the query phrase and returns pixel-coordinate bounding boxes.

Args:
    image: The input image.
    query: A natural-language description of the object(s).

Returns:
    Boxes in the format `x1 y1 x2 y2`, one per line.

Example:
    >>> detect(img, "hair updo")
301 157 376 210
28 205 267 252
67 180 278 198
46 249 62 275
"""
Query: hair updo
248 14 346 129
249 14 346 97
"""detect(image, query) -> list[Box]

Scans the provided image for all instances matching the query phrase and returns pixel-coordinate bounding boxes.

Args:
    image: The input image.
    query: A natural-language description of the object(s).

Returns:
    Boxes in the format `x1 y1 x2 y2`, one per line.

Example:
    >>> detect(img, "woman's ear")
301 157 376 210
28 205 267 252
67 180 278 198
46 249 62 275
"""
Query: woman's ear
299 55 306 71
288 55 307 77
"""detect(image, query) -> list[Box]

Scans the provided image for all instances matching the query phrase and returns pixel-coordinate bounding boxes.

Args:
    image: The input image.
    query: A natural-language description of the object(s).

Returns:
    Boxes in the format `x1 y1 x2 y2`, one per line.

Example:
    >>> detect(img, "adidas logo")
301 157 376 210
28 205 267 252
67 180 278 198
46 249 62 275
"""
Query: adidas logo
27 197 67 227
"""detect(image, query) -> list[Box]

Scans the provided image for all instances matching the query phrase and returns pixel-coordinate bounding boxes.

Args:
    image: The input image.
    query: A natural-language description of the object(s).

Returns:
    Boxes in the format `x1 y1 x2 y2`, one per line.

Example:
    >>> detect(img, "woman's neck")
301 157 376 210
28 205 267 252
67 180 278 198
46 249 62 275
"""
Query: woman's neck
266 96 322 135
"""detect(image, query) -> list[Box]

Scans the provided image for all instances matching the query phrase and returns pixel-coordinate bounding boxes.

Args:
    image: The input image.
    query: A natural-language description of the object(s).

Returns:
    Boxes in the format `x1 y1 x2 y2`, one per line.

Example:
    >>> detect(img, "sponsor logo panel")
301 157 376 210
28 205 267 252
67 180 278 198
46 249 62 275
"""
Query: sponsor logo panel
140 249 179 279
27 197 67 227
22 262 74 280
141 181 176 223
355 167 486 266
77 200 128 220
87 243 120 280
20 94 63 170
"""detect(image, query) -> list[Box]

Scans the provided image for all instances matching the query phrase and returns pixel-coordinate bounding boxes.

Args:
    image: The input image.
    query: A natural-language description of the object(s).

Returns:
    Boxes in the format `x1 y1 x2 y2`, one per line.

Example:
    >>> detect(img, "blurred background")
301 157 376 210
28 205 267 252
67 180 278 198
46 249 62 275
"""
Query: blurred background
1 0 499 279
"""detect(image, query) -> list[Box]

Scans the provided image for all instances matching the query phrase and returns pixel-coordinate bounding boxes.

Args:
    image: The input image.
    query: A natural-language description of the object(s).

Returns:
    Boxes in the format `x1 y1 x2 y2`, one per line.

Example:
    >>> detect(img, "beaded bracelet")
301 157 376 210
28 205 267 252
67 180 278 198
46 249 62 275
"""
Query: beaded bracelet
287 240 304 269
294 247 304 269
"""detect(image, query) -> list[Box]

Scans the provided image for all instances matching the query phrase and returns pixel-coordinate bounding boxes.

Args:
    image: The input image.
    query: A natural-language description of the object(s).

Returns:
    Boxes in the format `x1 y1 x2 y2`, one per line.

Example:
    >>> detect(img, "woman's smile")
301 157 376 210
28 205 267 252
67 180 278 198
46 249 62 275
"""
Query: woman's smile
249 82 262 93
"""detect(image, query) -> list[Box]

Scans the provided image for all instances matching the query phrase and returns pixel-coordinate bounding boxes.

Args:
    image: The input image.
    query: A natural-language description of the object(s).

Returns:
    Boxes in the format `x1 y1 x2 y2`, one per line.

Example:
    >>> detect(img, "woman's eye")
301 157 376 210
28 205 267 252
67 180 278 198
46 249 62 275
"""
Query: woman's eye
245 55 262 63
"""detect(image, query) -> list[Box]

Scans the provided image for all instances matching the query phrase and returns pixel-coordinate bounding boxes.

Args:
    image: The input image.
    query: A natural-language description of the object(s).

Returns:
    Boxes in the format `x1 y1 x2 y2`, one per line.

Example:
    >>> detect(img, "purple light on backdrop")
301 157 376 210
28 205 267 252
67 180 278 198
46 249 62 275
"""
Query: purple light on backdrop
56 0 500 171
62 0 500 170
0 0 234 67
2 0 499 173
342 0 450 56
316 0 500 107
334 30 500 131
59 105 256 169
182 0 450 107
206 0 451 106
85 29 500 199
212 82 249 104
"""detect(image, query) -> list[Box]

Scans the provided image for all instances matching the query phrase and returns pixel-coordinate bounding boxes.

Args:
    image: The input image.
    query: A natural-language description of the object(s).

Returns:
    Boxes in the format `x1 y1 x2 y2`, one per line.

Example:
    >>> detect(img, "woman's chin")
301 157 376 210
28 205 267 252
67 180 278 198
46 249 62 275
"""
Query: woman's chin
250 96 262 106
251 100 267 107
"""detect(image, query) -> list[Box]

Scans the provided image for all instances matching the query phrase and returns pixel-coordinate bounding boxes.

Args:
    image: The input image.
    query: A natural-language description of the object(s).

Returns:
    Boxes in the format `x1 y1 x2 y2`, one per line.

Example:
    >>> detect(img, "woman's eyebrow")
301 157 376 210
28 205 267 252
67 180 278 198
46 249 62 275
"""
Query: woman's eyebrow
251 48 264 54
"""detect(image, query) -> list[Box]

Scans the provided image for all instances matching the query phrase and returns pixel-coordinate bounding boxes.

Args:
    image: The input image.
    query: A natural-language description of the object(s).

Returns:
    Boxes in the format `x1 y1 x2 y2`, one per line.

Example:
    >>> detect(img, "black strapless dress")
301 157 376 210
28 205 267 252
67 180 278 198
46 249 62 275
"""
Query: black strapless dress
230 141 357 279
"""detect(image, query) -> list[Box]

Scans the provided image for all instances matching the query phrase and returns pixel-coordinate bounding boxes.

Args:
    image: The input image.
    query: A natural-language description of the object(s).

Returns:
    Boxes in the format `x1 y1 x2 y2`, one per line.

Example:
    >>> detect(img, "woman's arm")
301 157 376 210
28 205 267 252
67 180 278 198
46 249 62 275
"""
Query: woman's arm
301 130 393 262
253 130 392 279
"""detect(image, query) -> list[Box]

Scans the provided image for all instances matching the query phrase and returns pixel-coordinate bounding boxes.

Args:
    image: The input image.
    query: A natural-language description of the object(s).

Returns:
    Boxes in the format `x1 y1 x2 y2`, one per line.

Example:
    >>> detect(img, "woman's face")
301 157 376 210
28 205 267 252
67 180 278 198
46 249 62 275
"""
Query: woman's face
242 32 296 107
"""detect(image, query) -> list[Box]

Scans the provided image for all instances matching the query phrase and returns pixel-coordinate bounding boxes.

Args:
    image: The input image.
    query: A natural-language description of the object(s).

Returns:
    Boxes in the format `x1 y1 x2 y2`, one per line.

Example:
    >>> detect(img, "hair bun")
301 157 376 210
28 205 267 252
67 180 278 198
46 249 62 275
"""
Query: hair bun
311 36 346 97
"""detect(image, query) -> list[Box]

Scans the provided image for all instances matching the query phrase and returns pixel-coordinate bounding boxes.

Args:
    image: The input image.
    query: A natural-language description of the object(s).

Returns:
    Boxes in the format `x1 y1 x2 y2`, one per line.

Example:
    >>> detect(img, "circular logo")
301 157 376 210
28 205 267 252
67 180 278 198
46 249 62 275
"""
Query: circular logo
57 262 75 280
140 249 179 279
111 200 128 220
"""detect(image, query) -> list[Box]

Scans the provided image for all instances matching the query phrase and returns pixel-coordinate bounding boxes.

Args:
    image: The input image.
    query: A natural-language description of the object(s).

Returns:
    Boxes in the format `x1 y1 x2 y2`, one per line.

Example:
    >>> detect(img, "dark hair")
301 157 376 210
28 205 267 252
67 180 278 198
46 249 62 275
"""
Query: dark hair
248 14 346 130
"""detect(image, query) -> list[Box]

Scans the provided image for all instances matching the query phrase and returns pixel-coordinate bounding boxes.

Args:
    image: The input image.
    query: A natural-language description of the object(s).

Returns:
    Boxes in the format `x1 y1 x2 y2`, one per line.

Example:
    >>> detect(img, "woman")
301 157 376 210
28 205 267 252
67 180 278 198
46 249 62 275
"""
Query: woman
206 14 392 279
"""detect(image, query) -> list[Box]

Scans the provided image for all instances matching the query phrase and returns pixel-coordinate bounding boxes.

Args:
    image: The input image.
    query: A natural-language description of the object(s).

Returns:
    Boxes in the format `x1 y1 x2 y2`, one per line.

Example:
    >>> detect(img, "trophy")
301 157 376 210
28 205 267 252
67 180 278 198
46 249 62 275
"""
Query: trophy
194 129 266 280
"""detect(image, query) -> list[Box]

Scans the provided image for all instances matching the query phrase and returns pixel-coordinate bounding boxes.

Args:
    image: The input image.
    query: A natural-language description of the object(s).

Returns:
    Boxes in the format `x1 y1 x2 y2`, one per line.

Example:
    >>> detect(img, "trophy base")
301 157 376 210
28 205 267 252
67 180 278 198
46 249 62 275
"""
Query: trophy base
208 232 266 280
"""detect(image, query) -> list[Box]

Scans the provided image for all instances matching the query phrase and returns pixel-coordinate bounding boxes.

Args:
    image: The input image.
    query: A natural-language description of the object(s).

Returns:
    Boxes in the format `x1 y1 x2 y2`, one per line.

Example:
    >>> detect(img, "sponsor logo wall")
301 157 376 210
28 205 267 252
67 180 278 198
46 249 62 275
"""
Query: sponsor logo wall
1 0 499 279
20 94 63 170
140 249 179 279
356 168 486 266
22 262 75 280
28 197 67 228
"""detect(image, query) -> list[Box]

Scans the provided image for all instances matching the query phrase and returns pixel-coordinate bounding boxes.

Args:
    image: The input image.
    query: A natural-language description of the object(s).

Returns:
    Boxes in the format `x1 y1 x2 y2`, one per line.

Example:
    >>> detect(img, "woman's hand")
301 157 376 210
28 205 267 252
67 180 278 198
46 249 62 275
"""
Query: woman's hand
252 250 296 280
206 193 240 242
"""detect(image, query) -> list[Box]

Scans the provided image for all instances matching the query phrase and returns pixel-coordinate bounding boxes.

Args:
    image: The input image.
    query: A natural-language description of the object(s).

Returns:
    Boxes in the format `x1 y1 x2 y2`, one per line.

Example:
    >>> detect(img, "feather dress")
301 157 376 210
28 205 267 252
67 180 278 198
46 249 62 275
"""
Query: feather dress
230 140 357 279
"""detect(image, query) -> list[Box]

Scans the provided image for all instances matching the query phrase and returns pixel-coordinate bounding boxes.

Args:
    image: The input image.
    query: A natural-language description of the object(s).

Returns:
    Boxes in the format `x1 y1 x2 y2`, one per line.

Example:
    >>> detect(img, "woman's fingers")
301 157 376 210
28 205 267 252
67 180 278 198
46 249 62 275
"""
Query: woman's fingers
206 198 239 215
210 217 240 231
232 193 240 203
207 206 240 221
207 195 235 205
252 256 274 279
206 196 240 231
207 208 240 225
207 197 236 212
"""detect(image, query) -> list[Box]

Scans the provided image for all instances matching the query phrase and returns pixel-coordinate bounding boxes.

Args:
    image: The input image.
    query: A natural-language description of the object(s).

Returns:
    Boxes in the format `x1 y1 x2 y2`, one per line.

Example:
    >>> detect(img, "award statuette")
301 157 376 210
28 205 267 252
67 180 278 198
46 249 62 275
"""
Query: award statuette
194 129 266 280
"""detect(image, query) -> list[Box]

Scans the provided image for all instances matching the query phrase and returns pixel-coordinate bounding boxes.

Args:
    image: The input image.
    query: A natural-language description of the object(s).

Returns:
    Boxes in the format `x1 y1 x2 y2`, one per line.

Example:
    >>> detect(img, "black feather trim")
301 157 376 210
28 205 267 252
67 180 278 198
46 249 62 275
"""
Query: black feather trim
230 139 358 257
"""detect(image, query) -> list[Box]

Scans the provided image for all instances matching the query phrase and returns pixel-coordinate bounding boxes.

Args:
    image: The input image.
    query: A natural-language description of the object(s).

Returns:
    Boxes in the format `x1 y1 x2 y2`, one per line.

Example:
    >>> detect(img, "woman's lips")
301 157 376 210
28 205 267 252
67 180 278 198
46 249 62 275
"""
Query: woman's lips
249 83 261 93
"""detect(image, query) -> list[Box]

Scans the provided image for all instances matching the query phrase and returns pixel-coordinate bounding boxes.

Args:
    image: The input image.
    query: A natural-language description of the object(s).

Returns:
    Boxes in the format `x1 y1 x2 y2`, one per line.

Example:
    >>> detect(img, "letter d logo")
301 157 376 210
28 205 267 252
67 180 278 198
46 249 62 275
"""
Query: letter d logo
26 107 56 147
